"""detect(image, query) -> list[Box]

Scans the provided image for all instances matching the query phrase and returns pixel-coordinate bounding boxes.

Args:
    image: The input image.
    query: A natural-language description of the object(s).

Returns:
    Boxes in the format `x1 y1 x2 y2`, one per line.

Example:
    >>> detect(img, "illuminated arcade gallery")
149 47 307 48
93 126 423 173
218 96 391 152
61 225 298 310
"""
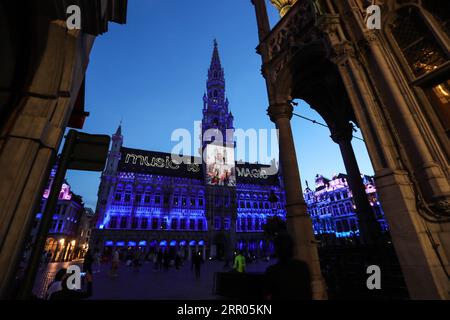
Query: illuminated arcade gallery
90 42 388 259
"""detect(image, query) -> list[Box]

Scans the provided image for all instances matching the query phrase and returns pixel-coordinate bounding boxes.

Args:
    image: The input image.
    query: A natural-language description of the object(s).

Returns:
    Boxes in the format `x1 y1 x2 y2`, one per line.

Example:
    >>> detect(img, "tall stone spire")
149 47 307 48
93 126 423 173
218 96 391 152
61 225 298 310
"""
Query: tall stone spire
202 40 234 148
207 39 225 104
115 122 122 137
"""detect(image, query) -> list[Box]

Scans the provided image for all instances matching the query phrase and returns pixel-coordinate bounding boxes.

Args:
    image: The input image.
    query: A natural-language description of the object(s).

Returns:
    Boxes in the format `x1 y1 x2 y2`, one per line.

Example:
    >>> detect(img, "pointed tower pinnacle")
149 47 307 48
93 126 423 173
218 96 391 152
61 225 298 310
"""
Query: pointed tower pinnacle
115 122 122 137
211 39 222 69
206 40 225 104
202 40 234 148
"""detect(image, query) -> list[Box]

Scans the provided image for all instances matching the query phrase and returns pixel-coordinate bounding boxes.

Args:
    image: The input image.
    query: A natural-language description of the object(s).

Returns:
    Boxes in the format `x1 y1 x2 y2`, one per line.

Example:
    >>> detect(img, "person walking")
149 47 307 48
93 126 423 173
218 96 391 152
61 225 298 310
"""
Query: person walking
175 252 182 270
133 250 141 272
46 268 67 300
39 251 48 270
192 251 203 280
163 250 170 272
83 249 93 275
46 250 53 264
157 249 163 271
233 251 246 273
152 252 158 271
93 249 101 273
110 249 120 277
49 272 93 300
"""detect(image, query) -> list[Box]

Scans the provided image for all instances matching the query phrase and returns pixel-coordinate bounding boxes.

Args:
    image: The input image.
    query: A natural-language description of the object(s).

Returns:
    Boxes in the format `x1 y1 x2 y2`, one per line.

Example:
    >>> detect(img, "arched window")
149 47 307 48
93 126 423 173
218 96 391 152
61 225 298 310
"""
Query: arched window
140 218 148 229
339 204 346 215
120 216 128 229
109 216 118 229
390 6 450 135
131 217 138 229
390 6 447 77
247 217 253 231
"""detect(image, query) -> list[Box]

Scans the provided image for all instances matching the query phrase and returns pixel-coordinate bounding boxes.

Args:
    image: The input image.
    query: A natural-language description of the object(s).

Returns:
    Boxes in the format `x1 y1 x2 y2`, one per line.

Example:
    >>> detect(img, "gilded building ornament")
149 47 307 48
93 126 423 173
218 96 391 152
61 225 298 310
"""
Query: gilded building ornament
270 0 298 17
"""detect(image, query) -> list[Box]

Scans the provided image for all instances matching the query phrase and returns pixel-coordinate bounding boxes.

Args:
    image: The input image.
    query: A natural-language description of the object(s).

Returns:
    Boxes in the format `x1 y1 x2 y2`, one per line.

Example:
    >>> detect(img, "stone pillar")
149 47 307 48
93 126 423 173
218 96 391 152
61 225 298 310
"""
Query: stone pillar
251 0 271 43
331 123 381 244
327 35 450 299
363 31 450 207
0 19 97 297
268 102 327 300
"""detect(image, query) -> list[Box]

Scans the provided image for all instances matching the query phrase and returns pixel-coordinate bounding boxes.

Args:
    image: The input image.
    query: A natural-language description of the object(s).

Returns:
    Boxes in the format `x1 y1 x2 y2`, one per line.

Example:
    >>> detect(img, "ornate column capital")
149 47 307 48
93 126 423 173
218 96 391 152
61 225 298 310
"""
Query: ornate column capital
330 41 356 65
267 102 293 122
330 122 354 144
363 29 381 43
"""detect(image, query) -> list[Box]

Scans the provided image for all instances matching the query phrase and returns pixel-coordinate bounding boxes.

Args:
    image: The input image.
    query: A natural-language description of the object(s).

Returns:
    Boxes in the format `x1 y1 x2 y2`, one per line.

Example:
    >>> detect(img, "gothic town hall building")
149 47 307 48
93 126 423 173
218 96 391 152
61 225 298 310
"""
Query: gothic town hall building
91 42 387 259
91 42 287 259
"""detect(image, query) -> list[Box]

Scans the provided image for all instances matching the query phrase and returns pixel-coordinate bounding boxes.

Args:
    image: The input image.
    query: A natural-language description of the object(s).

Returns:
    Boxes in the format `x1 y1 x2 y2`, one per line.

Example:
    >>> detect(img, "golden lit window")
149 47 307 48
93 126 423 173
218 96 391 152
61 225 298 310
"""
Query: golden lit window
425 80 450 134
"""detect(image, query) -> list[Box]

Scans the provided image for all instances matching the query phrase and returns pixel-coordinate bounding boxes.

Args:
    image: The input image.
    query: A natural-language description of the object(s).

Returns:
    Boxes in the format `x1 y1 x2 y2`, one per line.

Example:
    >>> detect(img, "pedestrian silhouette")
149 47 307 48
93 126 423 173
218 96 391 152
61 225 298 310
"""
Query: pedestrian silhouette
83 249 93 274
264 233 312 300
192 251 203 280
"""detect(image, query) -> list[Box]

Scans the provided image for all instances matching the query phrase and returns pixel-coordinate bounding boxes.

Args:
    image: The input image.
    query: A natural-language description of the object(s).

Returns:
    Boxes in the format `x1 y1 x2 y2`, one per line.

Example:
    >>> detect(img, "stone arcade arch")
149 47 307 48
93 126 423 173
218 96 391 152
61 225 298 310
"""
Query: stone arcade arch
252 0 450 299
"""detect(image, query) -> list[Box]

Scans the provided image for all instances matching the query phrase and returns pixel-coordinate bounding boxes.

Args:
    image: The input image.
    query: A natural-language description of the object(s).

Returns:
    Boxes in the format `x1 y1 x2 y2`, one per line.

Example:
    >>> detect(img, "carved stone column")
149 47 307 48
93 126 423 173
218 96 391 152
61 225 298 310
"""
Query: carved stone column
331 123 381 245
268 102 327 300
322 27 450 299
251 0 271 43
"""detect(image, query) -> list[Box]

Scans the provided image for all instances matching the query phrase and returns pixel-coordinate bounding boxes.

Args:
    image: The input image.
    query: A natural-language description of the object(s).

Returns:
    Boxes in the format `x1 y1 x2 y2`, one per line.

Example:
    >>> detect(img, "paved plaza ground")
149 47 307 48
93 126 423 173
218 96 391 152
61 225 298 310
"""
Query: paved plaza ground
33 258 275 300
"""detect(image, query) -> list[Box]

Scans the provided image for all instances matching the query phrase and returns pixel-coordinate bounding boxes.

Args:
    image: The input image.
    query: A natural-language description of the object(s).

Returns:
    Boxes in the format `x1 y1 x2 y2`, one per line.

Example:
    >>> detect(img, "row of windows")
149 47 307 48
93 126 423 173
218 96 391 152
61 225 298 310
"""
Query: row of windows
313 216 389 234
312 218 334 233
237 193 278 201
236 217 266 232
310 203 384 220
113 193 283 210
114 192 204 207
50 219 77 234
108 216 206 231
335 219 359 233
306 191 349 202
312 217 358 234
213 217 231 231
309 202 354 216
238 201 281 210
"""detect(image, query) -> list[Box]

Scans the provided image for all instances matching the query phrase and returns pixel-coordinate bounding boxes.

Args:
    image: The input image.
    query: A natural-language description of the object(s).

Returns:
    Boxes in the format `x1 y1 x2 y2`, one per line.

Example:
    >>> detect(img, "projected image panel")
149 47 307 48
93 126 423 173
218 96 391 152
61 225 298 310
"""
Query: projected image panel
205 144 236 186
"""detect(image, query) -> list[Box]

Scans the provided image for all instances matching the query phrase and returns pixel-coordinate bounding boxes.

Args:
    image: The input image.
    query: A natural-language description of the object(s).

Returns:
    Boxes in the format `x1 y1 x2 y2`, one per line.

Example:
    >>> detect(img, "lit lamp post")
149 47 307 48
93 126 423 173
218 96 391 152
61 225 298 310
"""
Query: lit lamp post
70 240 76 261
58 239 65 262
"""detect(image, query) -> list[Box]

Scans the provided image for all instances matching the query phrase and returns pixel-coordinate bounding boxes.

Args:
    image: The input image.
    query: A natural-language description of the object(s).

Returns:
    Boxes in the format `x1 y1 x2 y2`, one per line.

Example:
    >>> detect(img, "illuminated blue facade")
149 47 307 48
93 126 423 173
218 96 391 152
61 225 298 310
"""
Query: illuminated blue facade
90 42 389 258
91 42 286 259
304 174 389 239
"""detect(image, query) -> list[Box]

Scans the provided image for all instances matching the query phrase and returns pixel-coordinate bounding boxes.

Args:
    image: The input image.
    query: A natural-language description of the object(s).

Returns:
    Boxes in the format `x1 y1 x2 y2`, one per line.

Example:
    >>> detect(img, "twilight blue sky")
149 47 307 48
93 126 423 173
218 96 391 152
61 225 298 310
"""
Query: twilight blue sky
65 0 373 209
